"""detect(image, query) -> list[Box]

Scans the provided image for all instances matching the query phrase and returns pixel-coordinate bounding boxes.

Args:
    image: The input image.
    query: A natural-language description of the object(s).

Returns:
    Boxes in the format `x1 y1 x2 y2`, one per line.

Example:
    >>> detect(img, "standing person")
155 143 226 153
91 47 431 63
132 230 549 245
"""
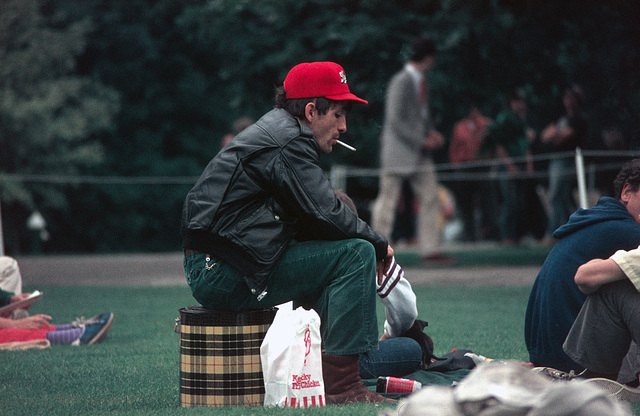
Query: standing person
540 85 587 245
524 159 640 373
181 62 394 404
448 105 494 242
486 91 536 245
371 37 450 264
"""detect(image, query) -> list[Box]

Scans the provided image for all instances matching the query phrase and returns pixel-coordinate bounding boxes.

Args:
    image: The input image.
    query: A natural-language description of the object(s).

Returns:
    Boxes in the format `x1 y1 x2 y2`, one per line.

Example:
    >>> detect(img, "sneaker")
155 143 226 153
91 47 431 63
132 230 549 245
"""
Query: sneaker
79 312 114 345
584 378 640 402
72 313 108 328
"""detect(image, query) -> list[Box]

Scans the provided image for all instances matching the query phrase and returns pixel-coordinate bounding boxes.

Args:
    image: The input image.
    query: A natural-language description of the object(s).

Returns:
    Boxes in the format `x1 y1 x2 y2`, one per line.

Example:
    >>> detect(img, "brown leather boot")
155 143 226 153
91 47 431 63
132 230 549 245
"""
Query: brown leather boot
322 354 394 404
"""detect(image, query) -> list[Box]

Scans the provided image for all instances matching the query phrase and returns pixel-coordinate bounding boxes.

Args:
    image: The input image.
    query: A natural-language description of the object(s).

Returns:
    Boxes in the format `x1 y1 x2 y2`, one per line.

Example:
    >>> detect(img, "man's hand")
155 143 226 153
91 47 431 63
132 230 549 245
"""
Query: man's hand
376 244 395 285
8 293 35 312
10 293 31 303
424 130 445 151
10 314 52 329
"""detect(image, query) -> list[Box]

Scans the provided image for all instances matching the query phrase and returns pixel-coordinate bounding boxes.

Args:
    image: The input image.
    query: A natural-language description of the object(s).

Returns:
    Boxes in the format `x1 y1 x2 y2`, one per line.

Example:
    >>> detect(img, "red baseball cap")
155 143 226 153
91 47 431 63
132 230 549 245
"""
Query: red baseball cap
284 62 368 104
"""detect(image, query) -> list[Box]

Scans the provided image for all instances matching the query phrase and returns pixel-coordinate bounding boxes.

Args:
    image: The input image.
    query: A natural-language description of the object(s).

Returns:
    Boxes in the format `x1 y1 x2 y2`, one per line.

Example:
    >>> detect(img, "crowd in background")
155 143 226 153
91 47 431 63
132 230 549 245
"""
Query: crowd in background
389 85 591 248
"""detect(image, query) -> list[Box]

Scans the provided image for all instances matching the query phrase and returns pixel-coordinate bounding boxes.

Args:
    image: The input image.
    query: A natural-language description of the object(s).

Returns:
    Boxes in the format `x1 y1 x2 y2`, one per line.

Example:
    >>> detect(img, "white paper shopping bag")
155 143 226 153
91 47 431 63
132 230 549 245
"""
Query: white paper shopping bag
260 306 325 407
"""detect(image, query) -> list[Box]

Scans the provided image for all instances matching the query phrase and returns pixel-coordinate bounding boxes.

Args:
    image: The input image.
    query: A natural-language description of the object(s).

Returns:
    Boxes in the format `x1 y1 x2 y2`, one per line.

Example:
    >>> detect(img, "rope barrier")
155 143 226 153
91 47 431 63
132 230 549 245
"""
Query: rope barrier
0 150 636 185
0 149 638 256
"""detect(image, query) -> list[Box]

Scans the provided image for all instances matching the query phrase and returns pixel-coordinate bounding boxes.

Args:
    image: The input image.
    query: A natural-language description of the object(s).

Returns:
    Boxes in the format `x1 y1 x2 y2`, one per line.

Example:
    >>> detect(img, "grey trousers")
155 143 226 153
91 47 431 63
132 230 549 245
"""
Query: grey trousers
563 279 640 384
371 159 441 257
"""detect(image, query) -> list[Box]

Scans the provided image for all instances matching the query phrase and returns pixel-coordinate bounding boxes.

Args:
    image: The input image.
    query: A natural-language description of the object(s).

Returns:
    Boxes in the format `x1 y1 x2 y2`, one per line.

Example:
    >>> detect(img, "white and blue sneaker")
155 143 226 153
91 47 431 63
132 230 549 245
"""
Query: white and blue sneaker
78 312 114 345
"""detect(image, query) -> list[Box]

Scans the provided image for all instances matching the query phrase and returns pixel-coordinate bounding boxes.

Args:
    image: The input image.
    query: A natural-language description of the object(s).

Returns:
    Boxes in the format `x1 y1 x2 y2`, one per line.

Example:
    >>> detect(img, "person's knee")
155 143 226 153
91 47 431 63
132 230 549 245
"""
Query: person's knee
345 239 376 264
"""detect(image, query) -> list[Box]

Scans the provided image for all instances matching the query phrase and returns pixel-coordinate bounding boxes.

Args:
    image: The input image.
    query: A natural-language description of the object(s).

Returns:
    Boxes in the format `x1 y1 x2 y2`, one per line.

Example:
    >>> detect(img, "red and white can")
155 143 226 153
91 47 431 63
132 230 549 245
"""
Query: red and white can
376 376 422 393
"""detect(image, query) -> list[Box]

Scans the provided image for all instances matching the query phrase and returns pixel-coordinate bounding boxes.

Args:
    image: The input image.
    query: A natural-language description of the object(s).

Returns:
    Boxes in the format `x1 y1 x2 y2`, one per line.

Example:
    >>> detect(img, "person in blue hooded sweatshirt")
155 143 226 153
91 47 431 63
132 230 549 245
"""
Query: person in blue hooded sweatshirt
525 159 640 373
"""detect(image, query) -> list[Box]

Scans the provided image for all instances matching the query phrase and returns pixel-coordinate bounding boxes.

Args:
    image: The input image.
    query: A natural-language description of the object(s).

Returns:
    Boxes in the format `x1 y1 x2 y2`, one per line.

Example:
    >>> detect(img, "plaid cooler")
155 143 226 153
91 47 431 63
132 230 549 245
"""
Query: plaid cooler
178 306 277 406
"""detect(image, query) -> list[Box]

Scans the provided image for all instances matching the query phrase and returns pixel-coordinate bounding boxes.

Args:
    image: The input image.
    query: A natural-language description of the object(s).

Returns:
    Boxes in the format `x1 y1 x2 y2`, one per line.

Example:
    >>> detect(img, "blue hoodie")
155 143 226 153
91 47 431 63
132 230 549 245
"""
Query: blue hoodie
524 197 640 372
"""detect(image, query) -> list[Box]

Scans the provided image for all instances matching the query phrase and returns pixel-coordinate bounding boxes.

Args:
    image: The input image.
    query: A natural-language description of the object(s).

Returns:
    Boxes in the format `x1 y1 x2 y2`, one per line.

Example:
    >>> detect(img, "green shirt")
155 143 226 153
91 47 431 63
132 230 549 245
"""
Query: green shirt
0 287 13 307
487 109 529 158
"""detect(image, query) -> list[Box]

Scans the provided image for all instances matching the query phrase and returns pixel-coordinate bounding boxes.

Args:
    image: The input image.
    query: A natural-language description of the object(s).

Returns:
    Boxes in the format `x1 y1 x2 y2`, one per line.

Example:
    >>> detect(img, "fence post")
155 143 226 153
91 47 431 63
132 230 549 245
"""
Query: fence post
575 147 588 209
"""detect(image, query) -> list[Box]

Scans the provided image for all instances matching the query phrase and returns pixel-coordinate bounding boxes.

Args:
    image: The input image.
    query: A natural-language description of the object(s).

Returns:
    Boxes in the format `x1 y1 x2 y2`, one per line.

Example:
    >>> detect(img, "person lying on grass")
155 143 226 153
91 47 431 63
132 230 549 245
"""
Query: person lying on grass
0 287 114 347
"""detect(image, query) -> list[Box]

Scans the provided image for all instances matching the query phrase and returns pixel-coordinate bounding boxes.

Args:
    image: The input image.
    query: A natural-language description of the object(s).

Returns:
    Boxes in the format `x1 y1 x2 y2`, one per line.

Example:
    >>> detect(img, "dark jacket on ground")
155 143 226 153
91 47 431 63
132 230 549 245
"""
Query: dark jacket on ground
181 108 388 299
524 196 640 372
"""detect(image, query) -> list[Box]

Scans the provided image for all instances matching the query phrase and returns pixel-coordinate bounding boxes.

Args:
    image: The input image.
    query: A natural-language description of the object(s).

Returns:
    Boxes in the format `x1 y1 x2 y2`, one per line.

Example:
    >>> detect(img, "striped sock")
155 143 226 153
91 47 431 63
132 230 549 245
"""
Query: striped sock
47 327 83 345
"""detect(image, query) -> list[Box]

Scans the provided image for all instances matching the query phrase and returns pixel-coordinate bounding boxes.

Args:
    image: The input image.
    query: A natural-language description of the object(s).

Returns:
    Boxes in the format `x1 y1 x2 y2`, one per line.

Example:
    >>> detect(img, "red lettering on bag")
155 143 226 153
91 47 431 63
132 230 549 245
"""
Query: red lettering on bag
291 373 321 390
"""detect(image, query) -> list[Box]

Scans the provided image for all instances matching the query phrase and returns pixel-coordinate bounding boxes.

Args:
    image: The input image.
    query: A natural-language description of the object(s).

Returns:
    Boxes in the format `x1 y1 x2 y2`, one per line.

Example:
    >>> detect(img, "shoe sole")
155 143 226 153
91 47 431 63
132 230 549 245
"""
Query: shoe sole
87 313 114 345
531 366 580 381
584 378 640 402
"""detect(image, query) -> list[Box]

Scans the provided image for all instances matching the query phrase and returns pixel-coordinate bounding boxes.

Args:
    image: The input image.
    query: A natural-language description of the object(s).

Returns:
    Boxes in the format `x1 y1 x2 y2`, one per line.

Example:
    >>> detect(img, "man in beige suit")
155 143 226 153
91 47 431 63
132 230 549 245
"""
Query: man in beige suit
372 37 449 263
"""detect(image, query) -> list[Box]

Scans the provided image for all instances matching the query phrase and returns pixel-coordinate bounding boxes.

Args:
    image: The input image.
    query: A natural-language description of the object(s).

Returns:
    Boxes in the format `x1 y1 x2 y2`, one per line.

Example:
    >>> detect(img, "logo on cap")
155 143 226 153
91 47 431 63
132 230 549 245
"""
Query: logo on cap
339 70 347 84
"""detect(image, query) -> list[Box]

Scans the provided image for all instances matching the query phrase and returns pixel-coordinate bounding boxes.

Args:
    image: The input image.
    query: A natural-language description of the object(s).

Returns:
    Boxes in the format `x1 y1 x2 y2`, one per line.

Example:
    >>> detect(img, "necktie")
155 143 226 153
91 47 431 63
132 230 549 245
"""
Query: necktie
420 78 428 106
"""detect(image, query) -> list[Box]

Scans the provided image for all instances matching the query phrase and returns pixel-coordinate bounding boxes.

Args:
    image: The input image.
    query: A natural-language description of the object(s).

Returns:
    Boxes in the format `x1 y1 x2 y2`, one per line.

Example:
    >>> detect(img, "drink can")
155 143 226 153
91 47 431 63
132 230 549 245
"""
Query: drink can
376 376 422 393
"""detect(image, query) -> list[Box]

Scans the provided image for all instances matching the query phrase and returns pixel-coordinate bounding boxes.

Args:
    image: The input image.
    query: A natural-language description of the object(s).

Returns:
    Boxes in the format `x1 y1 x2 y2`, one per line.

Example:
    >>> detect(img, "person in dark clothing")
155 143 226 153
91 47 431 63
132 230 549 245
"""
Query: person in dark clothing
525 159 640 373
181 62 394 404
540 85 588 244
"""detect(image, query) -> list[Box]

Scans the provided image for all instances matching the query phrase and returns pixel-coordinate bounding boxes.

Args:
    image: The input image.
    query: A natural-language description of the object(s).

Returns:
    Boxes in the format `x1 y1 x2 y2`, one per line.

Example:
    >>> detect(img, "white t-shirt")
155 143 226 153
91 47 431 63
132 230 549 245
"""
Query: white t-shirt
611 244 640 291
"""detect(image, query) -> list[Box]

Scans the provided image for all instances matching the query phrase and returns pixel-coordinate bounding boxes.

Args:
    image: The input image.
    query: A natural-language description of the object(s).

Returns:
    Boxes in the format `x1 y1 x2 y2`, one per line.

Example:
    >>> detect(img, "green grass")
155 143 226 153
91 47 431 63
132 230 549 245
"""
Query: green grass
1 282 638 415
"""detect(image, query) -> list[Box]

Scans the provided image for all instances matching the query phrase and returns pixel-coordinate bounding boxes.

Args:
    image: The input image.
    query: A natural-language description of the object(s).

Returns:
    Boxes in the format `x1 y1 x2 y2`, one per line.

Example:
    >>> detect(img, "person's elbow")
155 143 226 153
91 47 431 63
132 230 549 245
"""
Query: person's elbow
574 263 601 294
574 258 625 294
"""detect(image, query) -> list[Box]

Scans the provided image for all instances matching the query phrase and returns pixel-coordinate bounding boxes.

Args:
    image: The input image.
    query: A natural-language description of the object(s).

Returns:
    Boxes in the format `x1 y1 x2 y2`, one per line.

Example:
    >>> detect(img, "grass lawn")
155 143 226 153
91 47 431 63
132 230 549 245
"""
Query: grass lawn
1 266 638 414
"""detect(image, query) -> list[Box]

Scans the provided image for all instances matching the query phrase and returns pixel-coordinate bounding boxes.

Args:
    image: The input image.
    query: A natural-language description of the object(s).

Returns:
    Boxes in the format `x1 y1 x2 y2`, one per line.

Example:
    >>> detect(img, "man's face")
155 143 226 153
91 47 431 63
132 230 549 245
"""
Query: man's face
308 104 348 154
622 183 640 226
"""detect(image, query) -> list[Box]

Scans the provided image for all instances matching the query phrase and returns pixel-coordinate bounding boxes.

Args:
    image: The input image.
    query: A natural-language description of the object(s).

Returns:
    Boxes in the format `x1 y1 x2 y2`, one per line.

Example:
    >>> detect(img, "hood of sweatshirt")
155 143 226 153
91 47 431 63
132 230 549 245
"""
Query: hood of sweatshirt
553 196 631 239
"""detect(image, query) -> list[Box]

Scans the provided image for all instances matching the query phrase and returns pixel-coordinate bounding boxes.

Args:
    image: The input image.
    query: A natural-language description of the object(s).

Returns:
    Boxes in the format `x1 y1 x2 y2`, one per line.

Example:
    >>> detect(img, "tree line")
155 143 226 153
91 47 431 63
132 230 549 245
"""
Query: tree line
1 0 638 254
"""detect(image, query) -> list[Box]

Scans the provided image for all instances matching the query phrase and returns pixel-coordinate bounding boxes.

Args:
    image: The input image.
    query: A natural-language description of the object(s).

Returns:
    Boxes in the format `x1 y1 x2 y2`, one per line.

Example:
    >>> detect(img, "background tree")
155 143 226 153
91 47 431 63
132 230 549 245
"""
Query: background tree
0 0 119 253
1 0 638 254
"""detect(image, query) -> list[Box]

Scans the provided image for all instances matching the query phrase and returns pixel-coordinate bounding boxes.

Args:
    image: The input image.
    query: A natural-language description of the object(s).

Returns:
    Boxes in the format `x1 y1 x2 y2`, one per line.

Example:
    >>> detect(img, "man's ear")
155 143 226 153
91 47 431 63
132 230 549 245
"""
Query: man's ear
621 182 633 205
304 102 316 124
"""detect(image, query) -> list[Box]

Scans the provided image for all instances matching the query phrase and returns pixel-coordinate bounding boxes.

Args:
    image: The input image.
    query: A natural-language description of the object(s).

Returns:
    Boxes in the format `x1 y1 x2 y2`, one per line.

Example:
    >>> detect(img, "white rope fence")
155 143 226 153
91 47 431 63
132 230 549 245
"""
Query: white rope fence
0 149 638 255
329 150 640 204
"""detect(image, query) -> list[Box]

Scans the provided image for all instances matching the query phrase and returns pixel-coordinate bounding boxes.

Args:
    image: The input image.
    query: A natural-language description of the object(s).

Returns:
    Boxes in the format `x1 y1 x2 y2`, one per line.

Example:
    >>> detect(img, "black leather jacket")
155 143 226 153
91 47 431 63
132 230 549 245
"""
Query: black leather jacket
181 109 388 300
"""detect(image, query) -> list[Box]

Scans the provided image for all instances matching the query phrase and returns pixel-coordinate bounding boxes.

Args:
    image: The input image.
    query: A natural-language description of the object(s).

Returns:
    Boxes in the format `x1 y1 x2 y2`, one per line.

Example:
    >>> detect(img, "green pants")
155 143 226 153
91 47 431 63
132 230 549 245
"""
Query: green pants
184 238 379 355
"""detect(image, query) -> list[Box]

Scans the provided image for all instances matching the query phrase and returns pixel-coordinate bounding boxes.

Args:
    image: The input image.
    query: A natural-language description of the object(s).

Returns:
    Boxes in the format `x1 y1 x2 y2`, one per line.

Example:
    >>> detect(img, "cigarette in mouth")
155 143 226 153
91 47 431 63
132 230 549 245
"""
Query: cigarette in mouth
336 140 356 152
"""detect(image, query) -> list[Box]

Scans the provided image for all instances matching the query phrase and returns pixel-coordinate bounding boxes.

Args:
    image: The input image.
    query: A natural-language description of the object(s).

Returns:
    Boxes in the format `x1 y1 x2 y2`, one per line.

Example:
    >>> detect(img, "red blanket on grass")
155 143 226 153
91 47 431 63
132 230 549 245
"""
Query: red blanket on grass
0 323 53 343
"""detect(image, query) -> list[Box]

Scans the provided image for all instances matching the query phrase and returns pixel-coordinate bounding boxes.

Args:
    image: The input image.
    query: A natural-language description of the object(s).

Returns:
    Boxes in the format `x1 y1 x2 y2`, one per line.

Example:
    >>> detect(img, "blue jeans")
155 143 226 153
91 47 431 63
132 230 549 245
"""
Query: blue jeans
547 158 575 235
184 238 379 356
358 337 423 379
499 174 526 241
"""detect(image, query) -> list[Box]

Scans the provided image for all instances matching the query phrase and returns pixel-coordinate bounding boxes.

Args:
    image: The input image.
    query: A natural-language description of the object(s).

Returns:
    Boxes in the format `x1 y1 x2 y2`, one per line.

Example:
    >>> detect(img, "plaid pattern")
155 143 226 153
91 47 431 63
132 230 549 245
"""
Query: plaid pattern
179 306 276 407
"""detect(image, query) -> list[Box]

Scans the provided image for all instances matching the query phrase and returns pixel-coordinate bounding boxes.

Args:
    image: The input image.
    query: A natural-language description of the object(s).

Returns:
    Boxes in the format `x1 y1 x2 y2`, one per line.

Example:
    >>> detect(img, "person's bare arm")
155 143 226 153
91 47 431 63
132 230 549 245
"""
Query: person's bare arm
574 258 627 294
0 314 52 329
